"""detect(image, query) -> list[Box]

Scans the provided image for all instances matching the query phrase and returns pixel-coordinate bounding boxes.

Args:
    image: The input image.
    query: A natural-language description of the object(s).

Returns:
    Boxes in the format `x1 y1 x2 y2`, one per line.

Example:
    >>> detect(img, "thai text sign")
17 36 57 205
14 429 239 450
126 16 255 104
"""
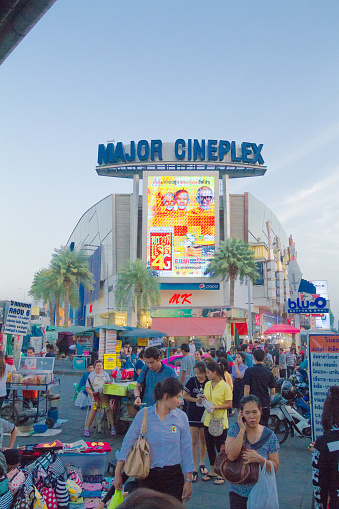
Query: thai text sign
150 231 173 271
4 301 31 335
308 334 339 441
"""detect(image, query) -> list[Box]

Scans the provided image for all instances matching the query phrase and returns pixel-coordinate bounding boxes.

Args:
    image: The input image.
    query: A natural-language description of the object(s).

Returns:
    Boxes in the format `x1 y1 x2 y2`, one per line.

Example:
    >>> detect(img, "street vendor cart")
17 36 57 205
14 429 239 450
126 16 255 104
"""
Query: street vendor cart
1 356 60 424
102 380 137 434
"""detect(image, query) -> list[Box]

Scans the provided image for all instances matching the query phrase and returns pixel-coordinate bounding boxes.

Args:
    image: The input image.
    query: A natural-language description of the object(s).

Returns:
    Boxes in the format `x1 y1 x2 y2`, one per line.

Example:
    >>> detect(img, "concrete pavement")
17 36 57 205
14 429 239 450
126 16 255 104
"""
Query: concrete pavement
3 362 313 508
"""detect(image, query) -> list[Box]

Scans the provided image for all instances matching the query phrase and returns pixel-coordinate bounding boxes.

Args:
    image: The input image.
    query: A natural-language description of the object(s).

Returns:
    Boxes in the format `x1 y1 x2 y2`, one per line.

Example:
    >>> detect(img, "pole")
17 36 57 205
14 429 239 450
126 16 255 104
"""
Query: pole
247 276 253 342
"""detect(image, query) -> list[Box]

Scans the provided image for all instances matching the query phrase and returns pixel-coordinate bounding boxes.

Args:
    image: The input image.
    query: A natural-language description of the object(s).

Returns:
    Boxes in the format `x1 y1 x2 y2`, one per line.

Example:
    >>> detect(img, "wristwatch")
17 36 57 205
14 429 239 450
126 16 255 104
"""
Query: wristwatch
185 478 192 482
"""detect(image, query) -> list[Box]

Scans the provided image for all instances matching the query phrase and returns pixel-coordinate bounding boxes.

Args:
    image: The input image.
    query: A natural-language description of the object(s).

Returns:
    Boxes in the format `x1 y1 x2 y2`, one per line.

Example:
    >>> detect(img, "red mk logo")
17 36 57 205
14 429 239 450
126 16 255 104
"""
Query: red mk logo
169 293 192 305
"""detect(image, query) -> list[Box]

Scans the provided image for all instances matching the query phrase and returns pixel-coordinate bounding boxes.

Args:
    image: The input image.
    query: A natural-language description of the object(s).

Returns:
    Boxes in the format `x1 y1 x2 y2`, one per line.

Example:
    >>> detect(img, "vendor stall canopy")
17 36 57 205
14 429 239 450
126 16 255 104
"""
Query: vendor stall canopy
119 328 166 338
264 324 300 334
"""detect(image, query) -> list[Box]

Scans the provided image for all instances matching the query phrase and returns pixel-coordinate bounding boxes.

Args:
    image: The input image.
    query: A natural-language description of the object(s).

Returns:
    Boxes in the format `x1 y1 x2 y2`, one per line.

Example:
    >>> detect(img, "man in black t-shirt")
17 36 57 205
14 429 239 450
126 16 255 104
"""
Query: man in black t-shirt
243 349 276 426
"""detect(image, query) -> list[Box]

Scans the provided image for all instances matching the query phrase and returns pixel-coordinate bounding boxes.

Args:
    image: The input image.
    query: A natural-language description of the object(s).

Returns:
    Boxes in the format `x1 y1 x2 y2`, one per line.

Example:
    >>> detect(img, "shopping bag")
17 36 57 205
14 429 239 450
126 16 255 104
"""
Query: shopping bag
75 391 91 408
246 460 279 509
0 489 13 509
10 484 30 509
108 490 124 509
29 485 48 509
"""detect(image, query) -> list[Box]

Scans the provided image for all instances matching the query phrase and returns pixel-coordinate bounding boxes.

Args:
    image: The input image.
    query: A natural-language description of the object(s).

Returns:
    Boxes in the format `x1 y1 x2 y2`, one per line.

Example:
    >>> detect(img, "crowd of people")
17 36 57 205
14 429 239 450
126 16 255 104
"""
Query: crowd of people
68 338 311 504
1 336 339 508
106 342 288 507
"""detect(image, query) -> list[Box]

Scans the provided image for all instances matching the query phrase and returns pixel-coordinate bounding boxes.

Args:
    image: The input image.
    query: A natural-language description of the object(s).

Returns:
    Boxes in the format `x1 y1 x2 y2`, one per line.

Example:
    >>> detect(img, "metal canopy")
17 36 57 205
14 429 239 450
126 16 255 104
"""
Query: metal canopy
96 163 267 179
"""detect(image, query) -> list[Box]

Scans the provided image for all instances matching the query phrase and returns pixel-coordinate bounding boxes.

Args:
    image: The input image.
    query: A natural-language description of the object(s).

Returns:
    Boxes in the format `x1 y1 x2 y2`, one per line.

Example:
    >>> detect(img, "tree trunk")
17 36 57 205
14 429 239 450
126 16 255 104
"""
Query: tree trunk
48 300 54 326
136 290 141 327
229 275 235 307
55 296 60 326
64 282 71 326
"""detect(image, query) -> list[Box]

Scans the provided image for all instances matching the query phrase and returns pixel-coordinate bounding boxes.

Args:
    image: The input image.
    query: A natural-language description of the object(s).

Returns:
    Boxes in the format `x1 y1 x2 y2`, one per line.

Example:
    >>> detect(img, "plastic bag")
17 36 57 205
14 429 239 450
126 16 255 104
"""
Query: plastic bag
108 489 124 509
247 460 279 509
75 391 91 408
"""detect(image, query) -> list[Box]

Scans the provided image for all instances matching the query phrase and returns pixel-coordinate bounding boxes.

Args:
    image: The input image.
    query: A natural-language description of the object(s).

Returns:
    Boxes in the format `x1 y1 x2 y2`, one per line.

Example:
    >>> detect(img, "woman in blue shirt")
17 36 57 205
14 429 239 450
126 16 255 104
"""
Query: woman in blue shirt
225 395 280 508
115 377 194 502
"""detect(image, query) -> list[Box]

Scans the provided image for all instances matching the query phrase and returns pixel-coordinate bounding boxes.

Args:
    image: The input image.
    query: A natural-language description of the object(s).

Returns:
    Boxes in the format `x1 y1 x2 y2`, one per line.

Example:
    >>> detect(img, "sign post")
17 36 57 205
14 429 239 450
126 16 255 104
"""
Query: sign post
308 334 339 441
3 301 32 366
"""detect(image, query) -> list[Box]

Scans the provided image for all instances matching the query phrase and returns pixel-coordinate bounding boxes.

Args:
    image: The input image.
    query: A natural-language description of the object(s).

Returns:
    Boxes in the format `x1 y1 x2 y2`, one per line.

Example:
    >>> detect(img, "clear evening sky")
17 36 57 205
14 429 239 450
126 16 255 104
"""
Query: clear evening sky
1 0 338 320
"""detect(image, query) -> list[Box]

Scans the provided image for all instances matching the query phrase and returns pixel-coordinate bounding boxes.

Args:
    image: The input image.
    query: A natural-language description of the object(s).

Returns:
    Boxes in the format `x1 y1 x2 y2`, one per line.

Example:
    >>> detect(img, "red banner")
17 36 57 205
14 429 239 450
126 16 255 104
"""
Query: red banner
150 232 172 271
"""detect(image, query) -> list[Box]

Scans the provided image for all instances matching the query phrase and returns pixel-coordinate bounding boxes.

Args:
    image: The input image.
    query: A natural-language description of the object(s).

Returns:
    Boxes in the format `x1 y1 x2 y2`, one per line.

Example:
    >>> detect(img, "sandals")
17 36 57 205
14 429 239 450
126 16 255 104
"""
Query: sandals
84 428 90 437
199 465 208 475
202 474 217 481
214 477 225 485
192 471 198 482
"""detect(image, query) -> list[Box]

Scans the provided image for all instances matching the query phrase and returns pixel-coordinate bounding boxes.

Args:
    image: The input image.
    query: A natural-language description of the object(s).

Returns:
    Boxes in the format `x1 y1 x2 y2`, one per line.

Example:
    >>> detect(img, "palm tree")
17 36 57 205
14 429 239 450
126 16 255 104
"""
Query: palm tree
50 247 94 326
29 268 61 326
115 259 161 326
205 238 259 307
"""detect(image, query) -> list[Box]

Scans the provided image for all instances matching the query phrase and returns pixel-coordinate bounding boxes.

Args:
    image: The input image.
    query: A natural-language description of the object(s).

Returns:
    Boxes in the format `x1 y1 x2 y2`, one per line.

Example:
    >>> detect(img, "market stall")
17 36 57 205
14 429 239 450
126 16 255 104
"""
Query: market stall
3 356 60 424
0 440 114 509
102 380 137 434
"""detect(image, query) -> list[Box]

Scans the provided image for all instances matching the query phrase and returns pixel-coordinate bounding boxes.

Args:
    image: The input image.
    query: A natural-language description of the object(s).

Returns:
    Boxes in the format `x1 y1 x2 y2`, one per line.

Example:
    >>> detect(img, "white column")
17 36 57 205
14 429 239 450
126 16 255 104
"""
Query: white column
127 175 139 326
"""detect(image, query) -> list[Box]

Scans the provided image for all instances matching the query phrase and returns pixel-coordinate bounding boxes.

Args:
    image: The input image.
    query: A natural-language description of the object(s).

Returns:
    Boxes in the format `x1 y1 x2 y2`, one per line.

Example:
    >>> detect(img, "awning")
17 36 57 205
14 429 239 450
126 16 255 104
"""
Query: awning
264 324 300 334
151 317 226 337
235 322 248 335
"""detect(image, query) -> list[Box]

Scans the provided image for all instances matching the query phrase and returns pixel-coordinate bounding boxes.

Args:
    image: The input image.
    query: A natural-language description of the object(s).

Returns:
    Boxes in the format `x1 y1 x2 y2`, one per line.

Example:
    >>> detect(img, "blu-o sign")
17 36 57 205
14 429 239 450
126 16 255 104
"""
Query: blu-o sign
287 297 329 314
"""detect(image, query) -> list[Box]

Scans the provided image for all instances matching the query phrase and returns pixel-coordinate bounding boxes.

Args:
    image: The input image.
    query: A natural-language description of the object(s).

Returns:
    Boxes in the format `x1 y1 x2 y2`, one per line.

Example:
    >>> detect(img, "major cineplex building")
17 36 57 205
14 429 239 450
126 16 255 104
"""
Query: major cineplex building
67 138 293 346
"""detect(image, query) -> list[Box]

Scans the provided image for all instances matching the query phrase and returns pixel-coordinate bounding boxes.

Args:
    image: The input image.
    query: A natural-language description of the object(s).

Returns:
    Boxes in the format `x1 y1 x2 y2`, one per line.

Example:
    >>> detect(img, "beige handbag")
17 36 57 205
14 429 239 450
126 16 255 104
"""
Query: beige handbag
124 407 151 479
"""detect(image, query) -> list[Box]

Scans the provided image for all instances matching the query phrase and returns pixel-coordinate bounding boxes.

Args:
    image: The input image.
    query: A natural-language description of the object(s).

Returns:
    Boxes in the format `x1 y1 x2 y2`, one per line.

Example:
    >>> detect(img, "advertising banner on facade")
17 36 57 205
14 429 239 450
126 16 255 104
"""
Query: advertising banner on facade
4 301 31 335
145 174 217 278
308 334 339 441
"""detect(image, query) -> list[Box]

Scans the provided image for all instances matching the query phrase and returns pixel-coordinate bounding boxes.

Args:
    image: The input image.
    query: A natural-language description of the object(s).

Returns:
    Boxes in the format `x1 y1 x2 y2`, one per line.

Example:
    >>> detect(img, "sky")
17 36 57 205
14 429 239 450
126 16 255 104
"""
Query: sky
1 0 339 319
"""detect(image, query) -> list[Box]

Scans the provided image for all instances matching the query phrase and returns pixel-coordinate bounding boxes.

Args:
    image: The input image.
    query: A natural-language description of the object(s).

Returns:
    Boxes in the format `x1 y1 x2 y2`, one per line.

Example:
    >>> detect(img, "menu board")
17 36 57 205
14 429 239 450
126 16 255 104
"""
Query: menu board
308 334 339 441
106 330 117 354
98 328 106 360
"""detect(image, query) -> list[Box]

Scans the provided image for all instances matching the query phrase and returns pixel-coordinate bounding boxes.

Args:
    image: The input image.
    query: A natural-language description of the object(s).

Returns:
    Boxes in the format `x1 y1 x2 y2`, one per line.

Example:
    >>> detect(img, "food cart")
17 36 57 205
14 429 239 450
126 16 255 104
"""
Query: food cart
1 356 59 424
102 380 136 434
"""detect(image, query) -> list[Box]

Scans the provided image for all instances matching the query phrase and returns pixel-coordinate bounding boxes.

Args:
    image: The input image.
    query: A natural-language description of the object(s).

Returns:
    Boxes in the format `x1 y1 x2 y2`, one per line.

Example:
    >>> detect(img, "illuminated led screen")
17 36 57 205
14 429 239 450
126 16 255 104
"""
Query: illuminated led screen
146 175 216 277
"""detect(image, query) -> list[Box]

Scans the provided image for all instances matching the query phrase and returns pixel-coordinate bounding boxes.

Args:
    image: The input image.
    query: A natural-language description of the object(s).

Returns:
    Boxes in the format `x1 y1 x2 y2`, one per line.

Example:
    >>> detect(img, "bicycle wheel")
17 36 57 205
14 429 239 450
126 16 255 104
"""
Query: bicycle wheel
268 415 289 445
0 404 20 425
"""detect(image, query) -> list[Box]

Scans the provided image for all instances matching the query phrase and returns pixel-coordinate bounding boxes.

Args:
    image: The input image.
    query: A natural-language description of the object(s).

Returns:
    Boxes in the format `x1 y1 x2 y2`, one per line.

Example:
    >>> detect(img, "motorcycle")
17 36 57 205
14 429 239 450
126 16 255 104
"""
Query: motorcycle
269 394 312 445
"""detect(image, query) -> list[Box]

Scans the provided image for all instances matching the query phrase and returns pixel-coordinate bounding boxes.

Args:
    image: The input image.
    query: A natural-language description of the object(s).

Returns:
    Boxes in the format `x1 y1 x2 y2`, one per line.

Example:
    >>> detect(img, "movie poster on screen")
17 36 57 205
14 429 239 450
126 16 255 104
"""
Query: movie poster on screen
146 175 216 277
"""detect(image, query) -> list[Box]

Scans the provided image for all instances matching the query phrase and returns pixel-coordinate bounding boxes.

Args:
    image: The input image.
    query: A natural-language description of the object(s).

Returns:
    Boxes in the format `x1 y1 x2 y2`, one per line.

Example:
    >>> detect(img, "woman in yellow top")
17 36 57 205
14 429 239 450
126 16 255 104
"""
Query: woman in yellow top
198 361 232 485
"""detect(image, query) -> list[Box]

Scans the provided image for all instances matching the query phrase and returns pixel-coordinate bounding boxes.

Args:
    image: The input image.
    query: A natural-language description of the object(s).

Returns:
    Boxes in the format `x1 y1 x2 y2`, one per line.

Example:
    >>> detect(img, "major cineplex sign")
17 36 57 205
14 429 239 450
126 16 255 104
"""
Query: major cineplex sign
96 139 267 179
286 297 330 314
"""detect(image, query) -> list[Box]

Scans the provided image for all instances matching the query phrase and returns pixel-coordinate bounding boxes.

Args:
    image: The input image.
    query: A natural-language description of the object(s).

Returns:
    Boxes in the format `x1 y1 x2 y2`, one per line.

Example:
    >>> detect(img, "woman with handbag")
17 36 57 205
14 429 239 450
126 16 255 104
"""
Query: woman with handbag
114 377 194 503
200 362 232 485
225 395 280 509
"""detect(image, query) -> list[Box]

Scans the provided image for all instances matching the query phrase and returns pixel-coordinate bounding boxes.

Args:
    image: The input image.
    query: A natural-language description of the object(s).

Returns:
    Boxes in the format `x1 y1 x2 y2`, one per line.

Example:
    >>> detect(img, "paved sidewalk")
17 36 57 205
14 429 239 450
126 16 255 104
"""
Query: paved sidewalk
3 373 313 508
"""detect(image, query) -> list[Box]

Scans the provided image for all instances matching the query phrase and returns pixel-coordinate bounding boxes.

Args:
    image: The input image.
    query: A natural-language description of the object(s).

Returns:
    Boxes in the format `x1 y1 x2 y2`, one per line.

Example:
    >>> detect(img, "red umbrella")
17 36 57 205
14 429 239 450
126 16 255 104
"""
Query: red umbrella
264 324 300 334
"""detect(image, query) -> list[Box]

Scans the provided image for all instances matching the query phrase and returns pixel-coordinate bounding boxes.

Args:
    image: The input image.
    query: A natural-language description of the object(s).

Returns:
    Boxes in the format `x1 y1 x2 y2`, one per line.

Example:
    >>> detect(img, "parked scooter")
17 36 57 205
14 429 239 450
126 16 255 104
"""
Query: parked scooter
269 381 311 445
